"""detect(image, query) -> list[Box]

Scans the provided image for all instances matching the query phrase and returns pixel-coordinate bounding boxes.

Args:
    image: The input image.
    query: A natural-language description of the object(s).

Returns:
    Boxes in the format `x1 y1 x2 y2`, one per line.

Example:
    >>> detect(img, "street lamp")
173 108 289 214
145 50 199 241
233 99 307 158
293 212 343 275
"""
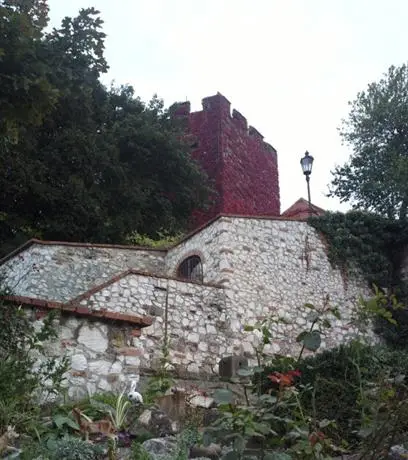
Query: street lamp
300 151 314 212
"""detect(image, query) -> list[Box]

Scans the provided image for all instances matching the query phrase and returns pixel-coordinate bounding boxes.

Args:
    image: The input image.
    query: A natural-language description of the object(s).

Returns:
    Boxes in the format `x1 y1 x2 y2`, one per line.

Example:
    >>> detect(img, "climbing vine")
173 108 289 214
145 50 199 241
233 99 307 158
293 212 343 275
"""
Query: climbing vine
308 211 408 294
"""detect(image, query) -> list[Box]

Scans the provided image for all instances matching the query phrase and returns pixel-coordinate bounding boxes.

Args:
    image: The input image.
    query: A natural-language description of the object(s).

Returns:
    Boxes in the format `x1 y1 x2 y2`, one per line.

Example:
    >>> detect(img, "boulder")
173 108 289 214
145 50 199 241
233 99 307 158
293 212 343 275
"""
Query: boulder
188 394 215 409
202 408 220 427
138 408 176 437
190 443 222 459
142 437 177 459
389 444 408 459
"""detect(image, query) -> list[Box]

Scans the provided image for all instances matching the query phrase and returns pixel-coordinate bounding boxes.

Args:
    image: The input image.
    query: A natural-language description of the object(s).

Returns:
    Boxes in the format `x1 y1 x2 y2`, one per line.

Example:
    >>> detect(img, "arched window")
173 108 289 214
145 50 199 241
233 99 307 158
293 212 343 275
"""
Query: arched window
177 255 203 283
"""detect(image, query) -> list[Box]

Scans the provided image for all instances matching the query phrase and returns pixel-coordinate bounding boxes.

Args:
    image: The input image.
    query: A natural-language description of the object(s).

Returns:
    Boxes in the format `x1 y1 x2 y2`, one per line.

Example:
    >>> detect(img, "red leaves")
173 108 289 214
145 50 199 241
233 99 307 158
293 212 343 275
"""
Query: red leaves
267 370 301 388
309 431 325 447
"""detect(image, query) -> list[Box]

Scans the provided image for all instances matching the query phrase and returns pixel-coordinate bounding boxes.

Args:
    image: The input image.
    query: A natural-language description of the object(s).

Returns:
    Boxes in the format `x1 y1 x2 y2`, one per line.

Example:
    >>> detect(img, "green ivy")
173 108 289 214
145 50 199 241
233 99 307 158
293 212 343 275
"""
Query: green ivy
124 230 183 249
308 211 408 292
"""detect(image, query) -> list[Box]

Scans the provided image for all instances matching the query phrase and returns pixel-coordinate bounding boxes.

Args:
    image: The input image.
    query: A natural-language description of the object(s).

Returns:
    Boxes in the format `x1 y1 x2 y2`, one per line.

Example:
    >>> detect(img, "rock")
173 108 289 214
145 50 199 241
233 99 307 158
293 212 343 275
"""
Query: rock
139 409 153 426
67 385 87 400
125 355 140 366
190 443 222 459
138 408 175 437
110 361 123 373
188 394 215 409
165 387 186 396
389 444 408 459
97 378 111 391
202 408 220 426
142 437 177 459
88 359 112 374
77 325 108 353
115 447 132 459
71 354 88 371
187 332 200 343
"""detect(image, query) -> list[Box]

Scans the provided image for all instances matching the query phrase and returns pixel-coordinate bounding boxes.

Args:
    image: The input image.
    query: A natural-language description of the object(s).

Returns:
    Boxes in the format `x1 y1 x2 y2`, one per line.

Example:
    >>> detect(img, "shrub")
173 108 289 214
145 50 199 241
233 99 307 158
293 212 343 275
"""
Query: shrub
131 441 151 460
21 436 105 460
374 307 408 348
125 230 183 248
295 342 408 447
0 298 68 432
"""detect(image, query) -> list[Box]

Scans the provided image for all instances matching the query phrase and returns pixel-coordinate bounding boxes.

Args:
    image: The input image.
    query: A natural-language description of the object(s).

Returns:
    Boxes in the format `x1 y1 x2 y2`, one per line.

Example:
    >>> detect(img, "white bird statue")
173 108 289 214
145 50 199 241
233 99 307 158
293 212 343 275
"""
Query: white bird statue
128 379 143 404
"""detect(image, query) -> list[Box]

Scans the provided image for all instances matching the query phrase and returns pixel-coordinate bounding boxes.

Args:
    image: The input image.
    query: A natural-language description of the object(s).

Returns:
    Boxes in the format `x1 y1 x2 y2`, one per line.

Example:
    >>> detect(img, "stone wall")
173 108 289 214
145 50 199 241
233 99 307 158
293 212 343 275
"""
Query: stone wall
72 271 227 375
165 218 228 285
212 216 374 355
28 309 144 400
0 216 377 398
163 216 374 358
1 241 166 302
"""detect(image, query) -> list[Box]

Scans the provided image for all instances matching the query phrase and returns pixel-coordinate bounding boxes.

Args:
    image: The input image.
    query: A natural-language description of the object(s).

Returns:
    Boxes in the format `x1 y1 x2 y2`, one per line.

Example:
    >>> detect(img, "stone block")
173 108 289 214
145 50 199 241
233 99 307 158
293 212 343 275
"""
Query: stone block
116 347 143 356
110 361 123 373
97 378 111 391
188 394 215 409
125 356 140 367
77 325 108 353
187 332 200 343
68 386 87 400
88 360 112 375
71 354 88 371
219 355 248 378
107 373 119 384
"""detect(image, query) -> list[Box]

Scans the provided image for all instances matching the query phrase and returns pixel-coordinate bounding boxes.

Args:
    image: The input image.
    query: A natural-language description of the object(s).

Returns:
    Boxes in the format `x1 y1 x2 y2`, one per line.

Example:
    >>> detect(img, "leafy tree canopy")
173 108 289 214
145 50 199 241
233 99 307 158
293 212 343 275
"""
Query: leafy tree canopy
330 64 408 220
0 1 210 255
0 0 56 144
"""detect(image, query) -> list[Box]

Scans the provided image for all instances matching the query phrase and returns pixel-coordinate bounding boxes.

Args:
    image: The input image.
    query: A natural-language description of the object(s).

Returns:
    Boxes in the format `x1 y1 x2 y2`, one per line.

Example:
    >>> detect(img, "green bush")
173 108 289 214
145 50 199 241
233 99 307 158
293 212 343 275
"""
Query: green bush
125 230 183 248
374 307 408 348
21 436 105 460
308 211 408 289
0 299 68 432
131 442 152 460
295 342 408 446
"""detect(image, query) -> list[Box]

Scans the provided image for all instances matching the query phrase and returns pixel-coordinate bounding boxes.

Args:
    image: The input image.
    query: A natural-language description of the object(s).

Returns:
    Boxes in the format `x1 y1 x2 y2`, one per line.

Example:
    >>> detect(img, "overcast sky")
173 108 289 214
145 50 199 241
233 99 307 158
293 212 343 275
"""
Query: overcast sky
47 0 408 213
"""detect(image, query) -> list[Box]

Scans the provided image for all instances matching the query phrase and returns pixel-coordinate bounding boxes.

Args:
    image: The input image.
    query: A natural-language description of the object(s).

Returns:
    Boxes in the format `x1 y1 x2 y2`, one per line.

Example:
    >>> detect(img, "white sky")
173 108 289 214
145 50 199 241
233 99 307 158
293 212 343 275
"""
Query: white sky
47 0 408 213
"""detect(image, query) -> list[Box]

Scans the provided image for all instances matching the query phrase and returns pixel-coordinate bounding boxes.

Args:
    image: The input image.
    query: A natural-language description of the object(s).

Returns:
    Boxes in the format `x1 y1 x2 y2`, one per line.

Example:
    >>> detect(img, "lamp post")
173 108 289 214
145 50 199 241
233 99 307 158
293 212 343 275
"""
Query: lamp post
300 151 314 213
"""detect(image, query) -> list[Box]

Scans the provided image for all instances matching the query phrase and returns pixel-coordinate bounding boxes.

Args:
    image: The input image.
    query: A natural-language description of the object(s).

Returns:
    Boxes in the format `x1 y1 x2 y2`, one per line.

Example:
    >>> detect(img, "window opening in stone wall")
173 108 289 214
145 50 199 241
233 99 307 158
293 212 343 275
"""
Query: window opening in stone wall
177 255 203 283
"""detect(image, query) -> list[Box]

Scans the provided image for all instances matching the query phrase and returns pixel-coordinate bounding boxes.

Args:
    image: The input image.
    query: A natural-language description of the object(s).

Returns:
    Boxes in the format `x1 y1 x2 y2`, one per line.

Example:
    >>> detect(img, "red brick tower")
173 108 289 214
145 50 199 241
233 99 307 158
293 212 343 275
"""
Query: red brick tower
172 93 280 227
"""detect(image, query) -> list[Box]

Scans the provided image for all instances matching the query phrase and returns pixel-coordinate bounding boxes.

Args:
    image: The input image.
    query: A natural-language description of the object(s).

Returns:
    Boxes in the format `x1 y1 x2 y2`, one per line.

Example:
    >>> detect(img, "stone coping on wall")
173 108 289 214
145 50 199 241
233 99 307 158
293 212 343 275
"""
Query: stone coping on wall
66 268 224 307
0 213 317 266
172 212 314 247
0 238 168 265
2 294 153 328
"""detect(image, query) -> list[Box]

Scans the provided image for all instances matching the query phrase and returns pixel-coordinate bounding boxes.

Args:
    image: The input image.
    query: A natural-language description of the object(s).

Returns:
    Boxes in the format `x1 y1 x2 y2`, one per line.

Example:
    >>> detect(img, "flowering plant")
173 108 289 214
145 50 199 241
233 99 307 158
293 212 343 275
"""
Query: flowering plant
203 301 341 459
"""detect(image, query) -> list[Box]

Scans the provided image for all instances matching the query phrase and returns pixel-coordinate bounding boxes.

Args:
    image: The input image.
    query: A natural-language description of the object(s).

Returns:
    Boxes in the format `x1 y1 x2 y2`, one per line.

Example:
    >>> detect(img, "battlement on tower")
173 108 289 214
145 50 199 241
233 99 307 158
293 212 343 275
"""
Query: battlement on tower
172 93 277 154
171 92 280 227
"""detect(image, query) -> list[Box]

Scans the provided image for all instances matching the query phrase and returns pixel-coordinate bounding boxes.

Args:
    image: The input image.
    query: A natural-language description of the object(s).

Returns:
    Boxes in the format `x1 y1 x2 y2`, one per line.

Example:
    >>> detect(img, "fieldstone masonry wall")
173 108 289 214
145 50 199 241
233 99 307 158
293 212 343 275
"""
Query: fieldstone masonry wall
74 271 227 374
165 218 229 284
1 241 166 302
28 309 144 401
217 217 373 354
0 217 376 399
165 216 374 358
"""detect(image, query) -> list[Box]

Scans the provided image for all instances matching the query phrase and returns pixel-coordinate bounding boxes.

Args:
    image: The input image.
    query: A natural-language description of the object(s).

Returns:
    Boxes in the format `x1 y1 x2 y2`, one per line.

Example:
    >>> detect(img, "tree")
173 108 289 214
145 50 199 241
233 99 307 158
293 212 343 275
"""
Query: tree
0 4 210 255
329 64 408 220
0 0 57 144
